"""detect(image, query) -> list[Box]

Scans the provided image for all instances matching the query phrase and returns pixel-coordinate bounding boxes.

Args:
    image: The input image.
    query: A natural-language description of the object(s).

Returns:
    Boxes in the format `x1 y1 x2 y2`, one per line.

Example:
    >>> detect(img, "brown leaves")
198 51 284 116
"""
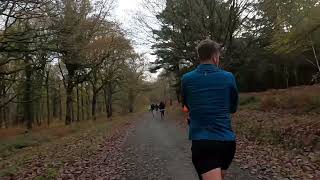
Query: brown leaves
235 137 320 179
57 122 134 180
234 109 320 151
0 117 135 180
234 109 320 179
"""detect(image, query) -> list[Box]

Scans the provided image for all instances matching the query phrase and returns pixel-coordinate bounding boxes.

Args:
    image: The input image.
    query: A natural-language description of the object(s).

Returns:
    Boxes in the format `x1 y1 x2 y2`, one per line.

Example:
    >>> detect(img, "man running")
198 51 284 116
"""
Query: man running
150 104 155 118
155 104 159 112
159 101 166 119
181 39 238 180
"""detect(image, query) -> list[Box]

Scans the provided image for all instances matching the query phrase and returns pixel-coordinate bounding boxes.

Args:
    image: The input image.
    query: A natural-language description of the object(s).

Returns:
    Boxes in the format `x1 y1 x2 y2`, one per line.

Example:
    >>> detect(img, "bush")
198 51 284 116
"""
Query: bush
239 95 260 110
239 96 259 105
34 168 58 180
260 96 279 111
259 85 320 113
308 96 320 111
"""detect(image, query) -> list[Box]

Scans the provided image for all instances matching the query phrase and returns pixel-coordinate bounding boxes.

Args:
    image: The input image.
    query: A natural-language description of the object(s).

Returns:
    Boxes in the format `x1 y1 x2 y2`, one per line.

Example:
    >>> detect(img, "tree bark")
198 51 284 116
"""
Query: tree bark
128 88 134 113
37 99 43 126
4 106 8 128
103 87 108 113
0 108 2 128
104 87 108 116
59 83 63 121
0 82 5 128
92 89 97 120
284 66 289 88
294 67 298 86
71 92 74 123
86 87 91 120
24 58 33 130
106 83 113 118
65 85 73 125
175 88 181 104
81 84 84 121
46 70 50 126
77 84 80 122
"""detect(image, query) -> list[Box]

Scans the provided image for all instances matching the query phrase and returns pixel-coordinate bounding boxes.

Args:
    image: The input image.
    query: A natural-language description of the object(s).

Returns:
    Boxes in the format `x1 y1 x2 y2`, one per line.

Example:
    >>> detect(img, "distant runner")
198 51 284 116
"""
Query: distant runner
181 39 239 180
155 104 159 112
159 101 166 119
150 104 155 118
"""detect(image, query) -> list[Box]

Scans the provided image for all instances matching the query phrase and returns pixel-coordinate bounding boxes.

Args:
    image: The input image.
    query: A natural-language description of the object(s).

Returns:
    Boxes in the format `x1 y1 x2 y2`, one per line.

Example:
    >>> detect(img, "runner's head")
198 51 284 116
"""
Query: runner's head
197 39 223 66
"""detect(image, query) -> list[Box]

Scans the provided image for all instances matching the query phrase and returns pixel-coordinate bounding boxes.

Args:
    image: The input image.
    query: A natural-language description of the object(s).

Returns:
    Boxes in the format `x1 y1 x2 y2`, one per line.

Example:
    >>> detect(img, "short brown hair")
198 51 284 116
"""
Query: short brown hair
196 39 222 61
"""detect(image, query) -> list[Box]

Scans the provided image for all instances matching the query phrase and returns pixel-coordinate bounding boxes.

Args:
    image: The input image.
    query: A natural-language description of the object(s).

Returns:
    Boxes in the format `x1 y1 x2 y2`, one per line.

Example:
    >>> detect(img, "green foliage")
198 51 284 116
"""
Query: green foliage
150 0 249 95
239 95 260 109
306 95 320 112
271 5 320 54
0 134 50 158
150 0 319 93
0 166 18 177
34 168 59 180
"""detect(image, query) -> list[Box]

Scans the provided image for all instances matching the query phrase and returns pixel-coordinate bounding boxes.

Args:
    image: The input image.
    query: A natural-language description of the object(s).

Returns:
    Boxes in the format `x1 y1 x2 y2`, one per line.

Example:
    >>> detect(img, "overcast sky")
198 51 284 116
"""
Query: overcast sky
115 0 160 80
115 0 143 23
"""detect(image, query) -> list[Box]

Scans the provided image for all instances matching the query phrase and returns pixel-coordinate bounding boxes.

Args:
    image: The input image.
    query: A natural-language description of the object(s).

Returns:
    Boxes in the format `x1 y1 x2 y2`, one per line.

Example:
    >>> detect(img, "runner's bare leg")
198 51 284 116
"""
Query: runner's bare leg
202 168 222 180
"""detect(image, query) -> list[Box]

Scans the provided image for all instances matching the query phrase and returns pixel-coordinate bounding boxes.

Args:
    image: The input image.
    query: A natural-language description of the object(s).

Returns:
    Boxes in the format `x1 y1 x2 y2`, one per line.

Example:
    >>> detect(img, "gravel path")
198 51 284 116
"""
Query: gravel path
120 113 256 180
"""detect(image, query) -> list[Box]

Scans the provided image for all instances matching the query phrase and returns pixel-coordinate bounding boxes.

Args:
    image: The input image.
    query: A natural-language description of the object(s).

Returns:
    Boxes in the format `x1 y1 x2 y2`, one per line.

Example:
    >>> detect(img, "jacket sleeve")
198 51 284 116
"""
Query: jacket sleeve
230 74 239 114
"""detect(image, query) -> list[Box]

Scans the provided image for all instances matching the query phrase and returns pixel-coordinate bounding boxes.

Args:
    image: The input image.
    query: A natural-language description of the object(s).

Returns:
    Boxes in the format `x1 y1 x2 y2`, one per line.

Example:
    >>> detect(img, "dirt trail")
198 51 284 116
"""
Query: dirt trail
118 113 255 180
55 113 256 180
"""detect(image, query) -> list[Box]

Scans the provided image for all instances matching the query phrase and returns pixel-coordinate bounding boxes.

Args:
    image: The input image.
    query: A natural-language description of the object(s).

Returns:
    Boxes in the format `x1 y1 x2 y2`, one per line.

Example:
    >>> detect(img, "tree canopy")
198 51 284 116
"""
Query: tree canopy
147 0 320 97
0 0 148 129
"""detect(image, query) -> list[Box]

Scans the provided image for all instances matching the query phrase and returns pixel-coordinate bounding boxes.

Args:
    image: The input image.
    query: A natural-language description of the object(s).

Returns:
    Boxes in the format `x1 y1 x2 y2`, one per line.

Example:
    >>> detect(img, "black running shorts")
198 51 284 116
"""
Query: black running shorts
191 140 236 177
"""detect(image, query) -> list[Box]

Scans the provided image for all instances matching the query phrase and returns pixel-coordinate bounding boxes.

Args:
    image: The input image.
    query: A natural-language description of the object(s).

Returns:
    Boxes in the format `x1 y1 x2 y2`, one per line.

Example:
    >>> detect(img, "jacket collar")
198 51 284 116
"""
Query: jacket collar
197 64 219 72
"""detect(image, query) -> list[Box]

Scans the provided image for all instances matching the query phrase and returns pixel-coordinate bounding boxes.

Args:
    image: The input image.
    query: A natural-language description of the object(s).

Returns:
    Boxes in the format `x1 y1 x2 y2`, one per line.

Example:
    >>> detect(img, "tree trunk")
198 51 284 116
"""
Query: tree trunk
65 86 73 125
104 87 108 117
4 106 8 128
77 84 80 122
294 67 298 86
311 41 320 73
92 89 97 120
86 87 91 120
175 88 181 104
65 64 76 125
106 83 113 118
0 106 3 129
46 70 50 126
71 95 74 122
4 105 8 128
128 89 134 113
284 66 289 88
16 102 21 125
0 83 5 128
52 90 58 119
103 87 108 113
0 108 2 128
59 83 63 121
81 84 84 121
24 59 33 130
37 99 42 126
